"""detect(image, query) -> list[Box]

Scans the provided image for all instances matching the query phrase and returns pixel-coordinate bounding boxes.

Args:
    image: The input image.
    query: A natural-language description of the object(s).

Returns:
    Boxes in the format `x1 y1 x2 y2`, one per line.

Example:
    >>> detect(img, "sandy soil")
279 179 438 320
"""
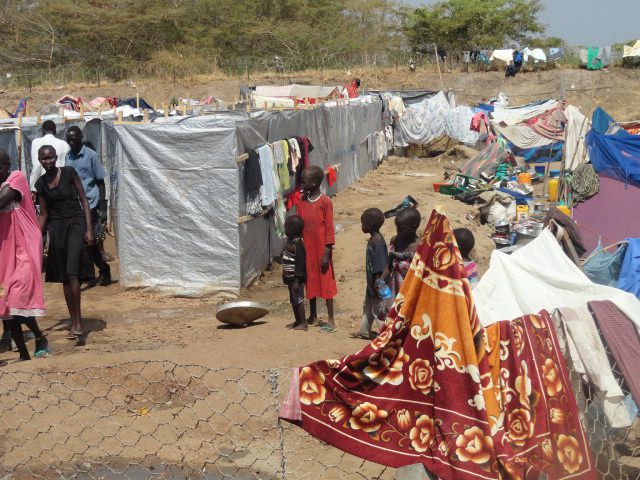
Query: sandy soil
0 154 495 372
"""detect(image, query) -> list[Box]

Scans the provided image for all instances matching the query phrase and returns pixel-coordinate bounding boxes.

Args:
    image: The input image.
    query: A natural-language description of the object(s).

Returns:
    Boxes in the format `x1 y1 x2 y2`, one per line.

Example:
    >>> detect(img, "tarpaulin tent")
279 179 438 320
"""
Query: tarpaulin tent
490 99 565 163
586 107 640 187
114 97 386 296
573 175 640 253
395 91 478 147
473 229 640 332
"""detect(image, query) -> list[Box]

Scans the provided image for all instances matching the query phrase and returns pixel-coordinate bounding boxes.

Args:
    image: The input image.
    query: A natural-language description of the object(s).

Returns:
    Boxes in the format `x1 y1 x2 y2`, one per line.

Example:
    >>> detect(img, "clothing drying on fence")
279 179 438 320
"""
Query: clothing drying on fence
589 300 640 408
245 137 314 216
282 211 596 479
552 306 631 428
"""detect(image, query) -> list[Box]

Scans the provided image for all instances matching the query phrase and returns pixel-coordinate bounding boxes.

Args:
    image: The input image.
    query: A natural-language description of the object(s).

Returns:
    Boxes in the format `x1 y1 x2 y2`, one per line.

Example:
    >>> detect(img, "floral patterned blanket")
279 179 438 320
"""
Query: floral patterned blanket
281 211 595 479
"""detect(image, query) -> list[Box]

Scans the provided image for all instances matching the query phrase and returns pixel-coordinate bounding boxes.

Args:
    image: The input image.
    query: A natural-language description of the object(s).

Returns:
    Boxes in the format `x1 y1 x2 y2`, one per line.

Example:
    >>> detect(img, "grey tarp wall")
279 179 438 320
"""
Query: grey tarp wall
114 97 385 296
0 127 19 171
115 115 240 297
19 118 103 182
236 97 384 287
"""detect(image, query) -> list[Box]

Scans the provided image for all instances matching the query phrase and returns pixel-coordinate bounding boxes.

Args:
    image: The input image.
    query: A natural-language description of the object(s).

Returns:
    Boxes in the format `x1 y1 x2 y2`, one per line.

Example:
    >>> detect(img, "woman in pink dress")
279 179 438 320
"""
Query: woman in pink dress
0 150 49 362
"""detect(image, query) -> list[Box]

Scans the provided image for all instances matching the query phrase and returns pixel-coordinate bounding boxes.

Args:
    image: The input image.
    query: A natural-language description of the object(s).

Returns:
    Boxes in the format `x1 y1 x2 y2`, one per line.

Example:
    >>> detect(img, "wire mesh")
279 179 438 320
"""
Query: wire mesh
0 354 636 479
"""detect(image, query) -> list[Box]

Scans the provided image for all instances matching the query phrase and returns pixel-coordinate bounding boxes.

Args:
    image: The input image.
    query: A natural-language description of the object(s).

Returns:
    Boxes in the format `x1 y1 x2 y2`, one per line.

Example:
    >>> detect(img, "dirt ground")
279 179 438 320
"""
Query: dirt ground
0 154 495 372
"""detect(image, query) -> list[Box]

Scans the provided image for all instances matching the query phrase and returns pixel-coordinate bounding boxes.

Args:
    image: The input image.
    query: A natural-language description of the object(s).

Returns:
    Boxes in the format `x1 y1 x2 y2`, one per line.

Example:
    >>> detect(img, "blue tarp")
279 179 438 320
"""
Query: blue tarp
618 238 640 299
586 108 640 187
506 141 564 164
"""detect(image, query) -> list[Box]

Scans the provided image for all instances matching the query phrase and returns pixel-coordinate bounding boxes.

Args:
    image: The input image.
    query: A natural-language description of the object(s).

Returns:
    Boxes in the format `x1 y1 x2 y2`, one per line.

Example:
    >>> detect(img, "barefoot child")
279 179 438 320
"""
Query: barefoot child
282 215 307 331
386 208 421 298
453 227 479 287
358 208 388 340
297 166 338 332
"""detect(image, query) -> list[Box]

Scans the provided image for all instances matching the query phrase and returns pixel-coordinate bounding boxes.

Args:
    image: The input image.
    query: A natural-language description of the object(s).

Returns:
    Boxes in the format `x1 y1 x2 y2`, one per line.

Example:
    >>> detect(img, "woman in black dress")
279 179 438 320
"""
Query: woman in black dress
35 145 94 342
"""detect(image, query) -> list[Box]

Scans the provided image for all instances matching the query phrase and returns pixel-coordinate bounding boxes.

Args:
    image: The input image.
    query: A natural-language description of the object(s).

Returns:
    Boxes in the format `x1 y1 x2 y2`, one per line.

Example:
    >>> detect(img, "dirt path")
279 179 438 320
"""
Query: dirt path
1 155 494 372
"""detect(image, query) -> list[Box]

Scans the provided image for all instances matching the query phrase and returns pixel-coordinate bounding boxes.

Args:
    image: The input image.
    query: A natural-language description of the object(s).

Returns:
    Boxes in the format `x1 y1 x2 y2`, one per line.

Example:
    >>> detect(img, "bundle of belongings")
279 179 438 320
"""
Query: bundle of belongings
242 137 315 237
281 211 599 479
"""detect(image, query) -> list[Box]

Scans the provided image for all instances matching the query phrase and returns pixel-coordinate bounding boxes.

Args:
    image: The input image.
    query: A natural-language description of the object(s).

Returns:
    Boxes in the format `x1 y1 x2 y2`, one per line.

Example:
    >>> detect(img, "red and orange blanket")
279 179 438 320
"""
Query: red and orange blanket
281 211 595 479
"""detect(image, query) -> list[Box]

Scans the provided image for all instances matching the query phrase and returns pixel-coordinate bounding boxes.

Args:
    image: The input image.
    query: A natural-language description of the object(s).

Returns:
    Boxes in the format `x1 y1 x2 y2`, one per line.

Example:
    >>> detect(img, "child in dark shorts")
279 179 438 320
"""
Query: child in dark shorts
283 215 307 330
358 208 388 340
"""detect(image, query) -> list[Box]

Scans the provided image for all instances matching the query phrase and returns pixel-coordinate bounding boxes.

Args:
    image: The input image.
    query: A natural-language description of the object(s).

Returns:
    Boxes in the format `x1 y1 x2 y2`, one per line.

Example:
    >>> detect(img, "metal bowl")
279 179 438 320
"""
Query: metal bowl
216 301 269 327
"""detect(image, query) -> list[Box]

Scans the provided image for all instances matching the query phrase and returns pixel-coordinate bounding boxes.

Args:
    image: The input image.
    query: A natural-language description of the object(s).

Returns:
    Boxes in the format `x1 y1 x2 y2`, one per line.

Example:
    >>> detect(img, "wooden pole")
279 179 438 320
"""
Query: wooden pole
136 93 140 109
163 103 168 118
117 111 123 122
434 43 445 92
182 104 187 116
143 109 149 123
17 112 23 172
36 113 42 125
80 103 85 120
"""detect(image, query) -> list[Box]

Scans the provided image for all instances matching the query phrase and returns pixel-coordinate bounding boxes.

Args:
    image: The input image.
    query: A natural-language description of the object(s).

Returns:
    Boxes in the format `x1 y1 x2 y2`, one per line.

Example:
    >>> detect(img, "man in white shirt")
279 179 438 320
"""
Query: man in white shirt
29 120 69 191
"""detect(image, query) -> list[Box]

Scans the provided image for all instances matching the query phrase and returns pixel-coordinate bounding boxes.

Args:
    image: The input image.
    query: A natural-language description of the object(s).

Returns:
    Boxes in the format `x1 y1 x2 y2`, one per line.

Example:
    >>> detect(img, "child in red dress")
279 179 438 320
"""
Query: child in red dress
297 166 338 332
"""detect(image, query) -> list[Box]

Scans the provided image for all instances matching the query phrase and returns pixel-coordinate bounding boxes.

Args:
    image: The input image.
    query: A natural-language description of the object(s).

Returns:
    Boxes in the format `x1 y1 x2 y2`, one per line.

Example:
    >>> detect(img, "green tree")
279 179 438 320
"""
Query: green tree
403 0 545 52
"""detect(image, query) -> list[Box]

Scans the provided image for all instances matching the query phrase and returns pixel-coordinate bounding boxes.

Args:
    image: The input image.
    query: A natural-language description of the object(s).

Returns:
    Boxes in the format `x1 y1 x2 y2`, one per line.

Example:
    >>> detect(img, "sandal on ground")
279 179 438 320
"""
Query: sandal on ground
34 336 52 358
320 324 337 333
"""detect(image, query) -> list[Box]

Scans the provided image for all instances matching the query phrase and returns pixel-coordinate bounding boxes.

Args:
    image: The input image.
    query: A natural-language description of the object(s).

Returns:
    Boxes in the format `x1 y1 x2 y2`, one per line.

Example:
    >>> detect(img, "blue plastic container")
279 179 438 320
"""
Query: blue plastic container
549 169 561 178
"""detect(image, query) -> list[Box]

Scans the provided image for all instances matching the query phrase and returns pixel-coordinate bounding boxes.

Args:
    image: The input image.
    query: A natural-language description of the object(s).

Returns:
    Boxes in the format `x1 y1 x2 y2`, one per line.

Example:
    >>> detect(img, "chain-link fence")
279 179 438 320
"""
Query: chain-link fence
0 354 637 479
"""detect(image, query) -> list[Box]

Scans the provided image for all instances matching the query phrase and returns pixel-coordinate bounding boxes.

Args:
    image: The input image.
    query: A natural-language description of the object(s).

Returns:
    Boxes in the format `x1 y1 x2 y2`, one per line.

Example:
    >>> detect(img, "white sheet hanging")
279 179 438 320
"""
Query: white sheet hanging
564 105 590 171
490 49 514 63
395 92 450 147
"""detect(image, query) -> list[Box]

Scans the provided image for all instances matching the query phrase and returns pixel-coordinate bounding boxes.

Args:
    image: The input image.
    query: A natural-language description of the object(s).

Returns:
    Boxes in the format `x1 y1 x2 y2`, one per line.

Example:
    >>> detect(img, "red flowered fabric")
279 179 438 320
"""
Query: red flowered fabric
282 210 595 479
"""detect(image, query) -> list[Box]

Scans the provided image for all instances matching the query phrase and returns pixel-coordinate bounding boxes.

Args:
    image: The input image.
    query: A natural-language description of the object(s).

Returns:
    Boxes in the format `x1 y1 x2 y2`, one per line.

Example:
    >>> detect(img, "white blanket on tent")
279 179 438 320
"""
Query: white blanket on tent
490 99 558 126
473 229 640 333
445 106 479 146
490 49 514 63
396 92 450 147
564 105 590 171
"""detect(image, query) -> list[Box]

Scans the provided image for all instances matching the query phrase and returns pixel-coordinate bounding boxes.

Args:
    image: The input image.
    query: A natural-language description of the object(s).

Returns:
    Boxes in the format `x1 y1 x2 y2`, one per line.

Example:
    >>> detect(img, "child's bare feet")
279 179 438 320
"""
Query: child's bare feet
306 316 318 326
293 323 308 331
286 322 297 329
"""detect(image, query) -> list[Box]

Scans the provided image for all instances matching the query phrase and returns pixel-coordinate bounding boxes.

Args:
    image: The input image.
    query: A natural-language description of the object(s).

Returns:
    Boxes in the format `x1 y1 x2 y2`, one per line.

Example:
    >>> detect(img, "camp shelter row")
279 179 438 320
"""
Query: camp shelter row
0 96 387 297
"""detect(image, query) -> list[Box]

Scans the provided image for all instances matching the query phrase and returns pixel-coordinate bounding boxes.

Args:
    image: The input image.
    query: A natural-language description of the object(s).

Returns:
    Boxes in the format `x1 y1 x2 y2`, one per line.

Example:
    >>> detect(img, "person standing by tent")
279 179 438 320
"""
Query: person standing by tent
29 120 69 193
0 149 50 362
35 145 95 343
297 166 338 333
344 78 361 98
65 126 111 286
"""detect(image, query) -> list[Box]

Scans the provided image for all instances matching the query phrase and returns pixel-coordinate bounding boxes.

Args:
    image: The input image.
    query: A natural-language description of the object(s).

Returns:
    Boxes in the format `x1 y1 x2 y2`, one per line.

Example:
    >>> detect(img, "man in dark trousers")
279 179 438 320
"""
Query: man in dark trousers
65 126 111 286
